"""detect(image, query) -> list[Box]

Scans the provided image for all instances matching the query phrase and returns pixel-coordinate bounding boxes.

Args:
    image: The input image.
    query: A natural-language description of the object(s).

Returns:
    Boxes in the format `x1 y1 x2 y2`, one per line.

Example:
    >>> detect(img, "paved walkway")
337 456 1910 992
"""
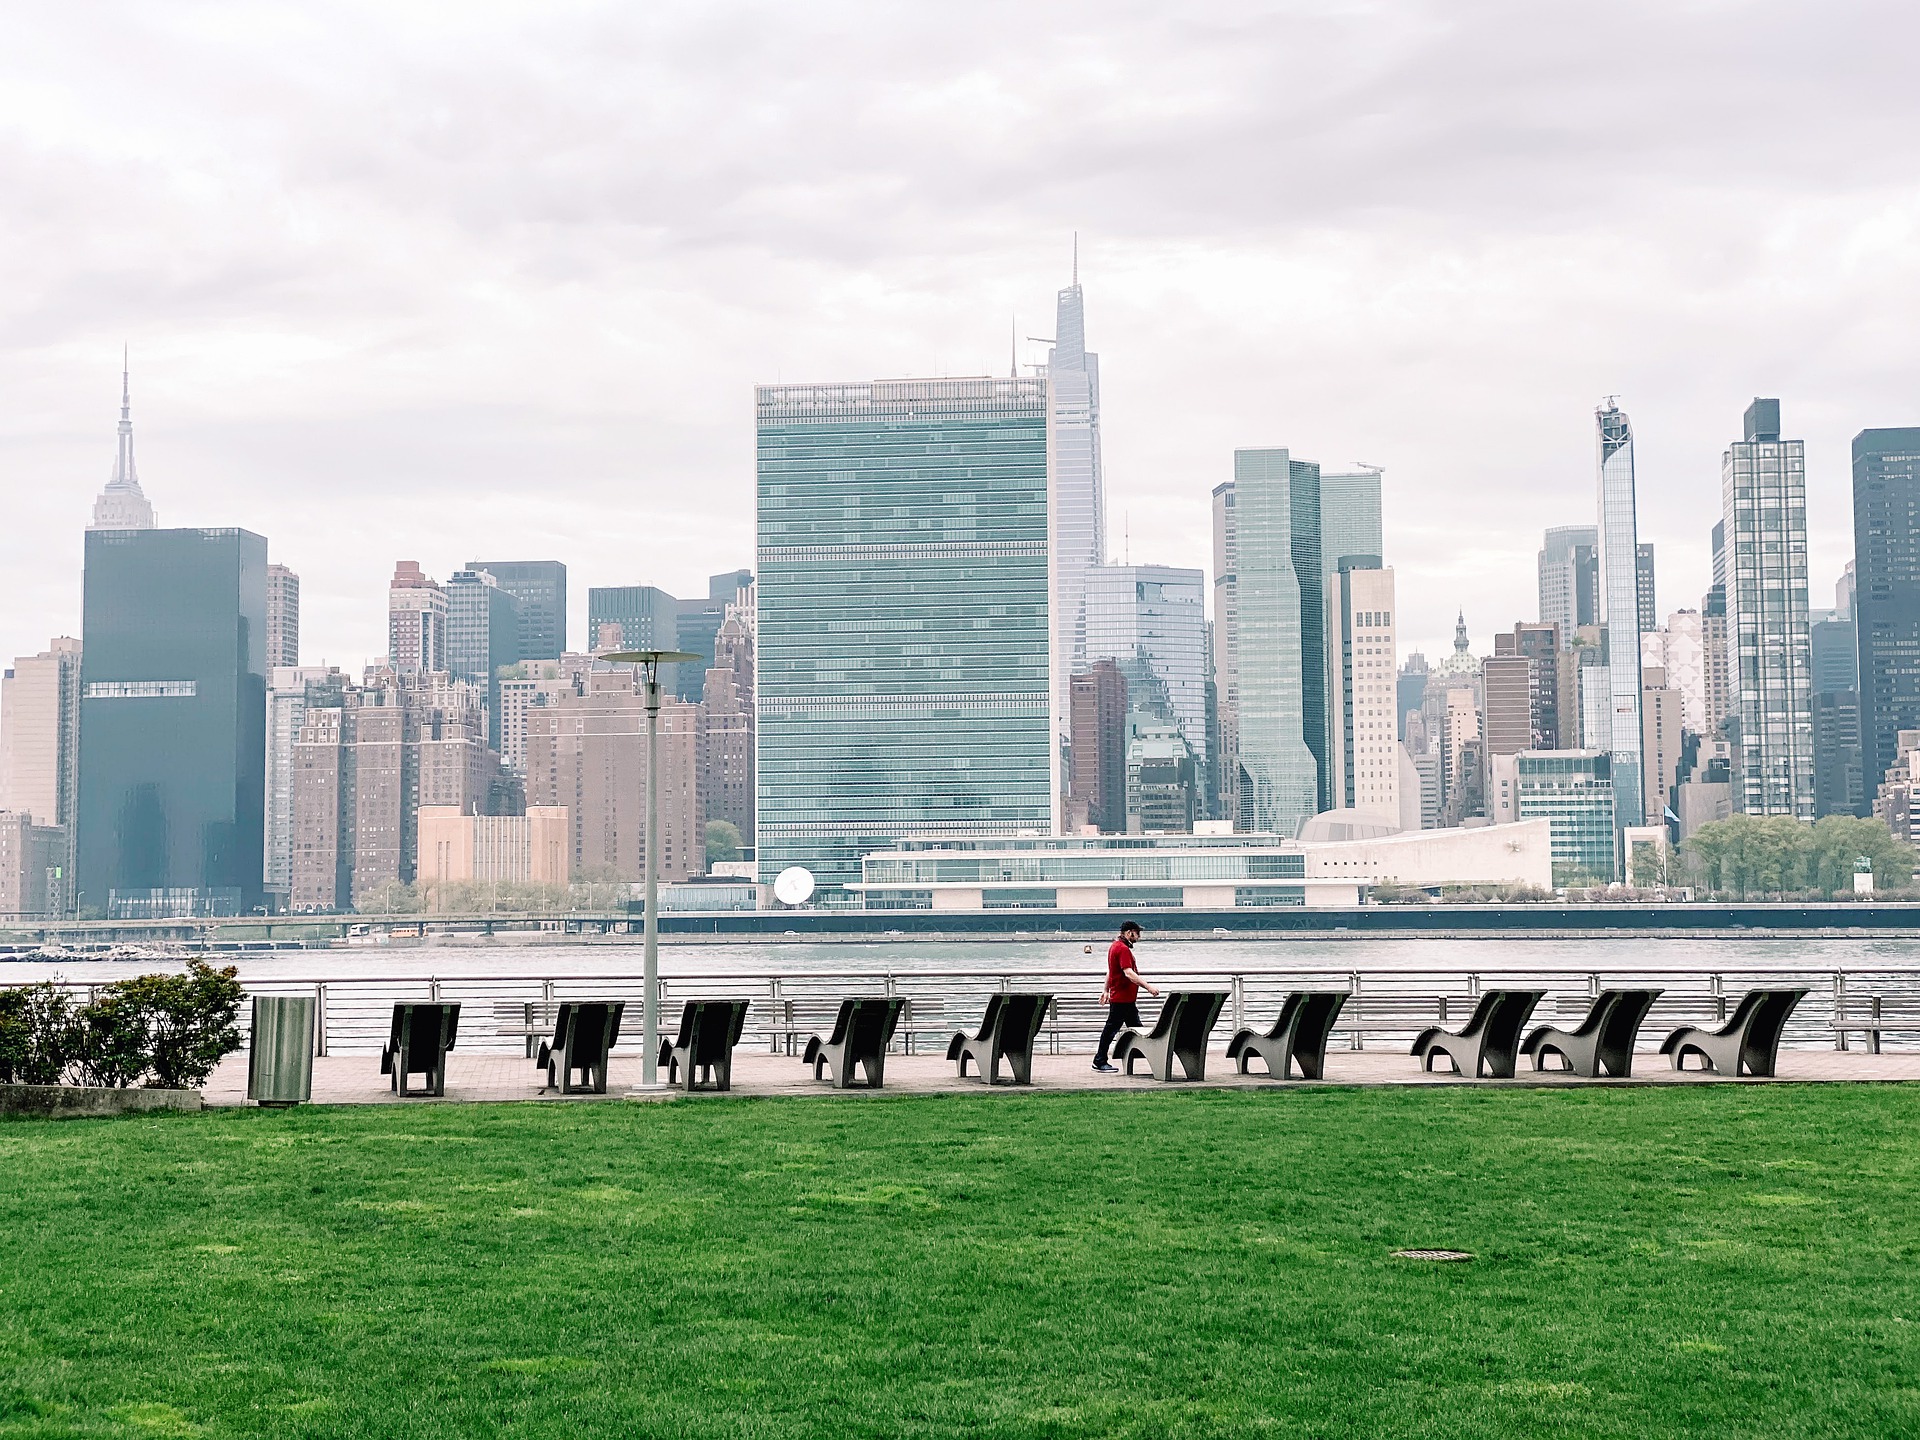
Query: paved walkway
203 1045 1920 1107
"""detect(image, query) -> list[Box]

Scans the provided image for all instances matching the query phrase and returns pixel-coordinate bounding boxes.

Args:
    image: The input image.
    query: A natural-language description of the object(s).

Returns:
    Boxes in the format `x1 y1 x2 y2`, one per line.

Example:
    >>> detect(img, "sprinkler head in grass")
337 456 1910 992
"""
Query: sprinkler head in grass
1393 1249 1474 1262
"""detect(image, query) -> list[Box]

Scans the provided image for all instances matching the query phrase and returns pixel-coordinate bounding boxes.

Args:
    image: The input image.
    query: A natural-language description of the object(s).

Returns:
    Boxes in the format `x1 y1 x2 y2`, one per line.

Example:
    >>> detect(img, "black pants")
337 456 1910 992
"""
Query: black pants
1094 1002 1142 1065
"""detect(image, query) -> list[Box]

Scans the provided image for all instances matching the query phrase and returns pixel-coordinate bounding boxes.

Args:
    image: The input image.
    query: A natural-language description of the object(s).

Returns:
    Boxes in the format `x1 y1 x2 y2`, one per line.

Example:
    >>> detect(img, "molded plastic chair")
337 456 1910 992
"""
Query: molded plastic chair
1226 991 1349 1079
535 1001 625 1094
1410 990 1545 1078
802 997 906 1089
947 993 1052 1085
1113 991 1229 1081
1660 988 1808 1077
658 998 750 1092
1521 989 1662 1077
380 1002 461 1097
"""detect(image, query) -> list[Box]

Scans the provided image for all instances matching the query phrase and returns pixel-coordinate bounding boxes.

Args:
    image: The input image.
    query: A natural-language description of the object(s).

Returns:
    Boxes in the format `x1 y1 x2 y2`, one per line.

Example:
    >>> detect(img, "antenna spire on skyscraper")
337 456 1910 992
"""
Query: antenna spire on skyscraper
90 348 157 530
1072 231 1078 287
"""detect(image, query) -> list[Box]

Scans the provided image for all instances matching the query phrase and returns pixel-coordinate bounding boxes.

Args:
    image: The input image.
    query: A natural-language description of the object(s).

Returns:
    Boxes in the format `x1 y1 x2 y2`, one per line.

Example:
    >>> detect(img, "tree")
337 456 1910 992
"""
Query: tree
704 820 743 865
1628 839 1674 889
358 880 423 915
1680 813 1916 898
1805 814 1914 894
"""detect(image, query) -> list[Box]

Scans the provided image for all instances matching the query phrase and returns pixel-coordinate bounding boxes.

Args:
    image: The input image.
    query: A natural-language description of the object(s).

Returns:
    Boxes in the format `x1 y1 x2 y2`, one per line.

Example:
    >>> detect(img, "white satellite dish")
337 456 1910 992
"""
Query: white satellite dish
772 866 816 907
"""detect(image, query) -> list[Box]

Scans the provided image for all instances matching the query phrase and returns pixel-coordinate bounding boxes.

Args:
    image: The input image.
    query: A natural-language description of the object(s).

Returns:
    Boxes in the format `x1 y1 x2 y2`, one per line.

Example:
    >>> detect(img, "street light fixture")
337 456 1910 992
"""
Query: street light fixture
602 648 701 1087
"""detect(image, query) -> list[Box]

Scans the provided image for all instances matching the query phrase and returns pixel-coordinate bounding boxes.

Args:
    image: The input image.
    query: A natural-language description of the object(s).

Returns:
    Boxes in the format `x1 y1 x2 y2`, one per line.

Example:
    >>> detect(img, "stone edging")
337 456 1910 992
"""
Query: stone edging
0 1083 205 1119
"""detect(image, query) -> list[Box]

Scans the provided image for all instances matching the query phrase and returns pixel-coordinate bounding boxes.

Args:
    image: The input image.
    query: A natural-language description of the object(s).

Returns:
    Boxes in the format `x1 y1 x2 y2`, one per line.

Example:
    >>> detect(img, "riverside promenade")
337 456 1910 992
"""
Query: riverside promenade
201 1045 1920 1106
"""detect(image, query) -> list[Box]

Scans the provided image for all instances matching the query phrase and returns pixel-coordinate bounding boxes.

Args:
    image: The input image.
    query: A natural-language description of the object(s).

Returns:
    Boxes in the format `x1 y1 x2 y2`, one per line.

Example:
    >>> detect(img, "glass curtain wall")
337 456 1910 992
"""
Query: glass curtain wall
756 377 1053 893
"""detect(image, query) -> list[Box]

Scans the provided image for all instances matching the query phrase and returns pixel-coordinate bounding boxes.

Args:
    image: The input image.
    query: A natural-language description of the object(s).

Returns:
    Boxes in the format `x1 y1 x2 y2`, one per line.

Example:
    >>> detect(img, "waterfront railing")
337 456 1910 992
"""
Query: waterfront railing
37 965 1918 1058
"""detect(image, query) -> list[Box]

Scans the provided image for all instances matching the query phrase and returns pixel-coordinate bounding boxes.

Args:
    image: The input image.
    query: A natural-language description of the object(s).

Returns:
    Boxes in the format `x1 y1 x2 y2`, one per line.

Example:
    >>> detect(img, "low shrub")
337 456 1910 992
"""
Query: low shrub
1438 883 1556 904
0 960 243 1090
118 961 245 1088
0 984 82 1085
73 988 152 1088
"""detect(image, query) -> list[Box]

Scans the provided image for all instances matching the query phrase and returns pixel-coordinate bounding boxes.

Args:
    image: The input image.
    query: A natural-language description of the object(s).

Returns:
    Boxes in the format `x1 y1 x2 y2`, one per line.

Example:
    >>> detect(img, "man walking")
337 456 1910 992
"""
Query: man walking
1092 920 1160 1072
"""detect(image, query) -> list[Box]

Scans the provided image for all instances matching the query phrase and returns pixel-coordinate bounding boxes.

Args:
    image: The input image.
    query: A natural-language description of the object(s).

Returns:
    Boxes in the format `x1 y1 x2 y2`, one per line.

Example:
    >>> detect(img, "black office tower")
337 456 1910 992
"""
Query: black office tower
76 527 268 917
466 559 566 660
1852 428 1920 798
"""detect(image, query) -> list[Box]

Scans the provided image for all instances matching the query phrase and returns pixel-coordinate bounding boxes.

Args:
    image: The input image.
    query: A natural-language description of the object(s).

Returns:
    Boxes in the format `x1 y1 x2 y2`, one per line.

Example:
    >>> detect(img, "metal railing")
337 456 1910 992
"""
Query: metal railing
42 965 1916 1059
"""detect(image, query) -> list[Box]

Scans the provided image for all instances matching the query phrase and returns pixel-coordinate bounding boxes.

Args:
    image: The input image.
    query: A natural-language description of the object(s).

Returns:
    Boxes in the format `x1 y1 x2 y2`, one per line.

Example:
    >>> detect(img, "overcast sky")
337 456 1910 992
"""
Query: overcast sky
4 0 1916 676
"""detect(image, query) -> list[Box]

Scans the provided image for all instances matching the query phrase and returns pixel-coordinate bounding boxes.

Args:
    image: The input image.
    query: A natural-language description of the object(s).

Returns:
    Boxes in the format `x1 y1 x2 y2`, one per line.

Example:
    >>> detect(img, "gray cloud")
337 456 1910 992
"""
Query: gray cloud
3 0 1917 675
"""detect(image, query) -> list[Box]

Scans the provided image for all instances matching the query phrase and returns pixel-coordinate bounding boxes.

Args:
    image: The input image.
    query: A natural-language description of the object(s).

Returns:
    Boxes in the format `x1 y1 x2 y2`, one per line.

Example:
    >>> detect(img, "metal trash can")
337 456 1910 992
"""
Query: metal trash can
247 995 316 1107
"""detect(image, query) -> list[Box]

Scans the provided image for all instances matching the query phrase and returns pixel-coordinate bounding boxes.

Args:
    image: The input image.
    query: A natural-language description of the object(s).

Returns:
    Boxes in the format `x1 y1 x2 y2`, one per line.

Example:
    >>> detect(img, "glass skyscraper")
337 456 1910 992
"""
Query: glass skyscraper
1210 480 1239 813
446 569 521 748
1231 448 1319 836
756 377 1053 893
77 527 269 917
1852 426 1920 798
586 586 678 652
1596 400 1645 830
466 559 567 661
1083 564 1208 769
1319 470 1384 577
1538 525 1599 642
1219 452 1384 828
1723 398 1814 817
1046 263 1105 751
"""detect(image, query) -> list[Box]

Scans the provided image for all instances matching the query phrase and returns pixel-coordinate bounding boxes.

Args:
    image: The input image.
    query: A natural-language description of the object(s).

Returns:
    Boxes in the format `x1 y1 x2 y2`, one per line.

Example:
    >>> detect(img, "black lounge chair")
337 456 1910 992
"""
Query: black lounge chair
1521 989 1663 1077
380 1002 460 1097
1226 991 1349 1079
1659 988 1809 1077
947 993 1052 1085
1410 990 1544 1078
802 997 906 1089
659 999 750 1092
535 1001 625 1094
1113 991 1229 1081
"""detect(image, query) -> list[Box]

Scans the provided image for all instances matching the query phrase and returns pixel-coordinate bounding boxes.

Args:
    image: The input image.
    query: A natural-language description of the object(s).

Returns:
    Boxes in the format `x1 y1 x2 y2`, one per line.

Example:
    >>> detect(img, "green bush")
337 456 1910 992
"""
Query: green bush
0 960 243 1090
114 960 245 1089
73 987 150 1088
0 983 82 1086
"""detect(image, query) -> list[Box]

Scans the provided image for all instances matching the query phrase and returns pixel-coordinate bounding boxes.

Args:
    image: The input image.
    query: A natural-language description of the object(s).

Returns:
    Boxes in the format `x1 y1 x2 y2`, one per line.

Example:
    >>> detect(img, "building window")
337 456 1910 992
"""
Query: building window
83 680 197 699
982 887 1058 909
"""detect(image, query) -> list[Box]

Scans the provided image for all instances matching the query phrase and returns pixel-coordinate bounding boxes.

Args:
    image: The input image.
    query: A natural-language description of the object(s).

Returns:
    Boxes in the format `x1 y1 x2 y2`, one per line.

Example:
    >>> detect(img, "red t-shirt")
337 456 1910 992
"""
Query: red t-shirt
1105 939 1139 1004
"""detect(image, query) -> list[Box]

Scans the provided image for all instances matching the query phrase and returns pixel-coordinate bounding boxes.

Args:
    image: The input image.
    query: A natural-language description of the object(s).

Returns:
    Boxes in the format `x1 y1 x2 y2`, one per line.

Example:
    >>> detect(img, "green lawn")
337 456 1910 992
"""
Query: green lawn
2 1085 1918 1438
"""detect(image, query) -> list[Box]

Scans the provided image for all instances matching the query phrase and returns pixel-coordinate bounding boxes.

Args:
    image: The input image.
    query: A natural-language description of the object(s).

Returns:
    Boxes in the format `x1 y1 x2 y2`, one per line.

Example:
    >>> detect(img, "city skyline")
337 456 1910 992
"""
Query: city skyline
3 4 1913 677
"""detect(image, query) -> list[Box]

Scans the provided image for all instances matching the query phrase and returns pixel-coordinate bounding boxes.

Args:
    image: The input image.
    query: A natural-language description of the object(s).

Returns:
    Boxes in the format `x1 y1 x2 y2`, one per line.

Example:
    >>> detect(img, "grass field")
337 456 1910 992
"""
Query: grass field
2 1085 1919 1438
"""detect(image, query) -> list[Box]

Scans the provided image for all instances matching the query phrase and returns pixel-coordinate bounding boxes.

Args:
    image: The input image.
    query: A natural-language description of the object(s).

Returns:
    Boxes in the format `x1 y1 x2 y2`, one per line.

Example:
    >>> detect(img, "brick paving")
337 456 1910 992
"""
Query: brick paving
202 1044 1920 1108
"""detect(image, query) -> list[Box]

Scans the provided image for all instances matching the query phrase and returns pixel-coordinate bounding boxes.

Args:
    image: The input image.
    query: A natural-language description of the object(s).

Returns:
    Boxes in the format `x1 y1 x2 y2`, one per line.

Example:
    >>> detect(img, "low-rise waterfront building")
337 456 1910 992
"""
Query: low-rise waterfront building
1488 750 1617 884
852 821 1552 911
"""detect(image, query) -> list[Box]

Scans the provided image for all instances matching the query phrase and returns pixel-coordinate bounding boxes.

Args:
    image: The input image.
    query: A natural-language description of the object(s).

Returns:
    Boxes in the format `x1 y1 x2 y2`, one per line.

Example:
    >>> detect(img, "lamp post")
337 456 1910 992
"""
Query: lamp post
602 648 700 1086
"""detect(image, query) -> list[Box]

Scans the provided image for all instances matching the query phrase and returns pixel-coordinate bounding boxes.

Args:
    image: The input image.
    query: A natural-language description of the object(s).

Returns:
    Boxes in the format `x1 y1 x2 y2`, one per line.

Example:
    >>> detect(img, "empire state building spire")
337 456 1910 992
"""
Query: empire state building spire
90 350 157 530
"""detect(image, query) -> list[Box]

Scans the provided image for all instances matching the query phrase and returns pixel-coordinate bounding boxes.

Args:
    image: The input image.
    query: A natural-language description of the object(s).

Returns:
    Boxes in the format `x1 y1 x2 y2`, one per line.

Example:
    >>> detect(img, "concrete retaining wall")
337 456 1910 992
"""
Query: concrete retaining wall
0 1084 204 1120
